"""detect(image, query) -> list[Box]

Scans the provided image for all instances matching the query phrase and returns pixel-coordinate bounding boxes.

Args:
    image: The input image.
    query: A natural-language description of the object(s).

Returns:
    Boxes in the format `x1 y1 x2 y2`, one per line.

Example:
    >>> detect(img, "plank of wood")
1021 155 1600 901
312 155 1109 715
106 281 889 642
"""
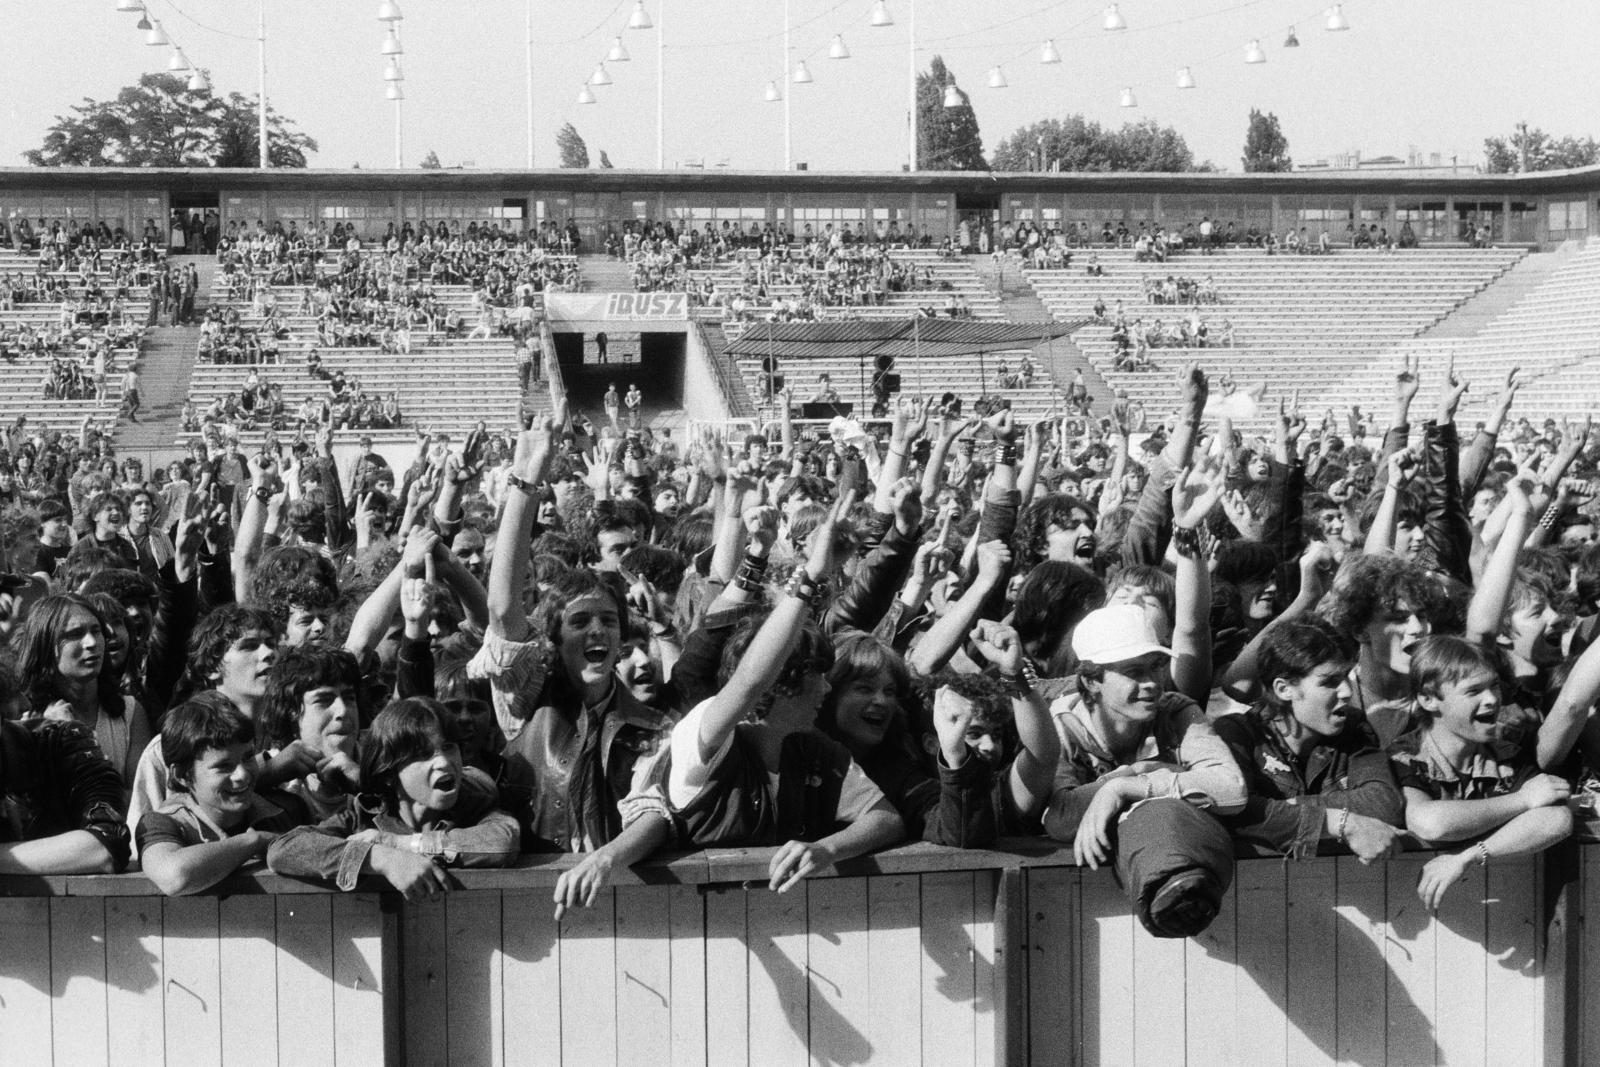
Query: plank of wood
865 874 921 1067
333 894 390 1067
1184 863 1238 1067
806 877 872 1067
162 895 222 1067
0 896 54 1064
1075 866 1132 1067
104 895 166 1067
1485 855 1543 1066
1282 857 1338 1067
972 871 999 1067
49 896 108 1067
988 868 1024 1067
1433 857 1488 1067
401 896 450 1067
744 883 810 1067
558 886 617 1066
614 884 673 1067
1581 850 1600 1067
1024 867 1075 1067
1131 896 1187 1066
444 891 503 1067
499 890 562 1067
704 887 749 1067
1333 854 1388 1067
920 871 978 1067
276 894 336 1066
218 894 278 1067
1381 854 1437 1067
1231 860 1288 1067
666 883 707 1067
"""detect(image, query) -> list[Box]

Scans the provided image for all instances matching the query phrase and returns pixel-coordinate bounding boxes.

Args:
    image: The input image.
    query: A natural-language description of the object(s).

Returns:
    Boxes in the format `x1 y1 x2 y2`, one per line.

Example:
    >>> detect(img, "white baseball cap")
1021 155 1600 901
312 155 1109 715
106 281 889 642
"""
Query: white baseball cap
1071 604 1175 667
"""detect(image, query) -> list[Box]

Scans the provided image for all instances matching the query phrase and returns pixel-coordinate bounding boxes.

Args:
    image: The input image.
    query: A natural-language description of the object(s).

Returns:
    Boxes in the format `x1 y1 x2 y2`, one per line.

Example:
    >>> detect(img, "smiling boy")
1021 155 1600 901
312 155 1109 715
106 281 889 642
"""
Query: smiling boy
1392 636 1574 911
137 693 301 896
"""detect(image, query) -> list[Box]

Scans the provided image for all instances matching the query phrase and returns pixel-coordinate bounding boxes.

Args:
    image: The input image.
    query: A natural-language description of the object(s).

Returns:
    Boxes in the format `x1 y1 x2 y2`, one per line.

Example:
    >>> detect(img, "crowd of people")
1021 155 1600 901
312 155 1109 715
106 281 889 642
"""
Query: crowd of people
0 345 1594 949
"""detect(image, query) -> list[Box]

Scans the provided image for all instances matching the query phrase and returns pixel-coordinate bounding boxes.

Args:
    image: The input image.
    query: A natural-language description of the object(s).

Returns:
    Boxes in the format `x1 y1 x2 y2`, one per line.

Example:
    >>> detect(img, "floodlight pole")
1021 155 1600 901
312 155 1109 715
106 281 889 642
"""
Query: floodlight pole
525 0 535 168
783 0 792 171
656 0 665 169
907 0 916 172
258 0 269 167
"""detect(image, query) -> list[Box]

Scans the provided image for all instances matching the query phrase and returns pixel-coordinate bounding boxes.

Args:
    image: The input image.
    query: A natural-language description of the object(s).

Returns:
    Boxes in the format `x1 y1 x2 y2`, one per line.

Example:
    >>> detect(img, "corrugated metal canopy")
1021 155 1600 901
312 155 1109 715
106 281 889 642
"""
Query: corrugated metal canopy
725 318 1088 360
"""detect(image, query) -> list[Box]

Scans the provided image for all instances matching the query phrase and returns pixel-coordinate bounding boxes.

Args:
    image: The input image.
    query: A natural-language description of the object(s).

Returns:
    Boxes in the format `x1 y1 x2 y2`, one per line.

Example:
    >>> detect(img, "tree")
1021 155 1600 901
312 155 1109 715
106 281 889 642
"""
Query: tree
24 73 316 167
1242 109 1291 172
418 150 443 169
1483 125 1600 173
556 123 589 168
916 57 988 171
992 115 1201 172
598 150 614 169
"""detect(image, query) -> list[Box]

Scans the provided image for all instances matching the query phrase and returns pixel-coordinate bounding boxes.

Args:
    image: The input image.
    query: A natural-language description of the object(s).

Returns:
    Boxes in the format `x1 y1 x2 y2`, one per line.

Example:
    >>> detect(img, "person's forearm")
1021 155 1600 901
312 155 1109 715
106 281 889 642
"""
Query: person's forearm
702 593 810 745
489 488 535 639
1365 484 1401 554
1170 547 1212 704
906 569 1000 676
707 486 748 584
1466 502 1532 641
1406 793 1533 844
144 836 265 895
920 438 954 510
433 551 489 632
0 831 117 875
344 562 403 655
816 804 905 867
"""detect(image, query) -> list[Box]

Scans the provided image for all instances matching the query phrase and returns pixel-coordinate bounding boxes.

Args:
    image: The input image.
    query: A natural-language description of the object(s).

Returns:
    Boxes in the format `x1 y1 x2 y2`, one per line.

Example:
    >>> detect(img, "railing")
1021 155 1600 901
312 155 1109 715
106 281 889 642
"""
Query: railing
1 840 1595 1067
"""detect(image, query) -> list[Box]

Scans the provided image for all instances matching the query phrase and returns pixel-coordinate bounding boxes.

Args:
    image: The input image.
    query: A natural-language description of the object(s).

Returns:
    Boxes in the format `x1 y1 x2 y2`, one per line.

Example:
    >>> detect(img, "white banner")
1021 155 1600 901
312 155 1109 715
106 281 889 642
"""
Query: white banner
544 292 688 329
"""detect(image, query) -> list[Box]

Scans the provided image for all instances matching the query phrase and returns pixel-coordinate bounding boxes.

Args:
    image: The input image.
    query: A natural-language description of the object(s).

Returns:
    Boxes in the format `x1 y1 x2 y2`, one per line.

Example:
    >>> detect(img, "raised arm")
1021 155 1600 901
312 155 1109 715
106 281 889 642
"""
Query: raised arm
487 406 562 641
1169 455 1223 703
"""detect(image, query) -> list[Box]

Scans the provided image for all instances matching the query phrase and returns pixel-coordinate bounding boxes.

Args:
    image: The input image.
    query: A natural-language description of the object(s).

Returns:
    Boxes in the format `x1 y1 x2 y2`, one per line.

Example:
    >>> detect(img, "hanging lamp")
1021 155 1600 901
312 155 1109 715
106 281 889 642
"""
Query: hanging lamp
1176 67 1195 89
1119 86 1137 107
1244 39 1266 63
628 1 652 30
870 0 893 27
1040 40 1061 64
1103 5 1127 31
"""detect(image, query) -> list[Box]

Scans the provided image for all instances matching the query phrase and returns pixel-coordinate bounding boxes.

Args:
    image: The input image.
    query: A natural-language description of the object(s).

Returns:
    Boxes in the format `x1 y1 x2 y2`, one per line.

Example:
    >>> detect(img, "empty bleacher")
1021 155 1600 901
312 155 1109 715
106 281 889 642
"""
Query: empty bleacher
1027 247 1527 430
1327 238 1600 425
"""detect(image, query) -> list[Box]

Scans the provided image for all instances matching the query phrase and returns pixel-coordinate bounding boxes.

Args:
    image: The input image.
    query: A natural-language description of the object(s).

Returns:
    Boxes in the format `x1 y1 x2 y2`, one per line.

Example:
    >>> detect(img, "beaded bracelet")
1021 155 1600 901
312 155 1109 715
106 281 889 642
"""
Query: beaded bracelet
1171 524 1202 558
1335 807 1350 842
1475 840 1491 867
995 443 1018 466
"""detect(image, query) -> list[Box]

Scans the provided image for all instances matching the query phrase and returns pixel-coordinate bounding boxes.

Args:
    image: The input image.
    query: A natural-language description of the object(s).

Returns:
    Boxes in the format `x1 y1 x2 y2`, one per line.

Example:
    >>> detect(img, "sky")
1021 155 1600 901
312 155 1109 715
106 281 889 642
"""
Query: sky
5 0 1596 173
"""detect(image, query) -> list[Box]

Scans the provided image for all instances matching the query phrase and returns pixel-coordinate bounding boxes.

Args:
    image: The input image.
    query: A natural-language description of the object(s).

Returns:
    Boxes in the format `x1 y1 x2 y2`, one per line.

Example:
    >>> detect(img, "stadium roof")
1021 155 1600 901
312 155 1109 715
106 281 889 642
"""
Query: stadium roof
725 319 1088 361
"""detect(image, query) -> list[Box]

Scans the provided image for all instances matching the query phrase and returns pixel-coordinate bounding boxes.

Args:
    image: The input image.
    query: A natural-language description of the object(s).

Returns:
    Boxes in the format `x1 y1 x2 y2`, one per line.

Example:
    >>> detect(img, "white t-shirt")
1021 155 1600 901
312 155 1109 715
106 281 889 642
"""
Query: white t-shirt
667 699 885 826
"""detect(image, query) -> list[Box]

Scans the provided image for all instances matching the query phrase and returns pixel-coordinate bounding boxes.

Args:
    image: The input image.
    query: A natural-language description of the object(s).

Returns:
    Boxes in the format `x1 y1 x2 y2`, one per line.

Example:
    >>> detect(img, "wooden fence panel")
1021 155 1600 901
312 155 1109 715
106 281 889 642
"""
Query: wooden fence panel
0 896 56 1067
614 883 673 1067
805 877 872 1066
103 895 165 1067
1282 859 1338 1067
275 894 337 1066
744 883 810 1067
48 896 108 1067
217 895 278 1067
557 886 617 1067
1024 866 1076 1067
444 890 502 1067
920 871 978 1067
499 889 562 1067
161 896 222 1067
866 874 922 1067
666 883 708 1067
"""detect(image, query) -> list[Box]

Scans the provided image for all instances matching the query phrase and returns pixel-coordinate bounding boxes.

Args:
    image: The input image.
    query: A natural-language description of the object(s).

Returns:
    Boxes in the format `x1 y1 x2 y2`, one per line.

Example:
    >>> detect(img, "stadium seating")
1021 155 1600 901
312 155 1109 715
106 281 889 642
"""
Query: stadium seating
691 248 1004 322
0 250 150 432
1326 238 1600 425
1026 246 1528 431
179 263 525 447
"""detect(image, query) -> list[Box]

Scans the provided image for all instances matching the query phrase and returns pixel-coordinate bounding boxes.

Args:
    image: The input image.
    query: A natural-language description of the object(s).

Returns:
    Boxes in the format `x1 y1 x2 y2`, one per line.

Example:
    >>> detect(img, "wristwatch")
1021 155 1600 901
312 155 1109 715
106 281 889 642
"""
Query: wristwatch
506 472 535 493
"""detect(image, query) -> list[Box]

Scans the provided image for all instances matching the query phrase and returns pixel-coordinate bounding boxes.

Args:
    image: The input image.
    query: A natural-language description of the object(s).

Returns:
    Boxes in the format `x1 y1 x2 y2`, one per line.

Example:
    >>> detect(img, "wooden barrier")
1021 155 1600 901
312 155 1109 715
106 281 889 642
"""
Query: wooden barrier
0 842 1590 1067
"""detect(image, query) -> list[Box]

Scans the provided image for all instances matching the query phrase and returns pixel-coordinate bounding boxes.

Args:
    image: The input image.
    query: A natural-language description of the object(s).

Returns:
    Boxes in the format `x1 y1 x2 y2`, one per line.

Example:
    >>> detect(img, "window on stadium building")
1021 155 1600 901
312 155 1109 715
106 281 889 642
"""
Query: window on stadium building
914 199 951 239
1547 200 1588 240
1508 202 1538 243
1396 202 1450 241
1456 201 1504 241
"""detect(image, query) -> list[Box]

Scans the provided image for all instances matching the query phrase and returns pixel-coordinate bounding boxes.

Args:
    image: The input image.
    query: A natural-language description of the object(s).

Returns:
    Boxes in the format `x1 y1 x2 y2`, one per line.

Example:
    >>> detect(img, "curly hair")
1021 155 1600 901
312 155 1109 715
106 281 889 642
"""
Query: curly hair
248 545 339 607
715 608 834 719
1318 554 1450 636
1012 494 1099 572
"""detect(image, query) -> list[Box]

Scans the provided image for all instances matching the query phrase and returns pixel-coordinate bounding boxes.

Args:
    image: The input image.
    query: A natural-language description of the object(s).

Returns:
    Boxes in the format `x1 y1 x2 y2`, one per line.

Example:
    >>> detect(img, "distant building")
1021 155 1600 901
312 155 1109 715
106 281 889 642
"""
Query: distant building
1296 148 1478 175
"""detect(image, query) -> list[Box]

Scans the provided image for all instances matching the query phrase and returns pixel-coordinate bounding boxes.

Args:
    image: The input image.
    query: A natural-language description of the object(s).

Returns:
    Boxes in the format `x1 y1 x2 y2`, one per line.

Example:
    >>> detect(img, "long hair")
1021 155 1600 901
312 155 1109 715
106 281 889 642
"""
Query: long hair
256 645 365 751
818 630 923 767
359 697 460 814
15 593 125 717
